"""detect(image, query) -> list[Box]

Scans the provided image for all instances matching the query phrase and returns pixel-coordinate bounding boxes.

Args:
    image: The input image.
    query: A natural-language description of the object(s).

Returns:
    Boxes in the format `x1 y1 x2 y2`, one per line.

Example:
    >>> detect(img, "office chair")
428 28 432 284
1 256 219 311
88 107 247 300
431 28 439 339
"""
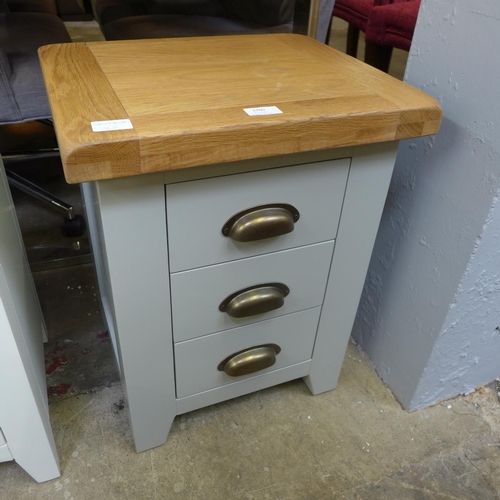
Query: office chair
0 6 86 236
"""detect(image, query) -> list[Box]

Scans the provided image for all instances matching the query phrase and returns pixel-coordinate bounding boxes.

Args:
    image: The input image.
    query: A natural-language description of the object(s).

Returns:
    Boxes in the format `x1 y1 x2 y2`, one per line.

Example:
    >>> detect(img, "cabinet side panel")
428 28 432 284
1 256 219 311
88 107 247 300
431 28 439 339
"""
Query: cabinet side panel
81 182 121 369
91 174 176 452
305 142 399 394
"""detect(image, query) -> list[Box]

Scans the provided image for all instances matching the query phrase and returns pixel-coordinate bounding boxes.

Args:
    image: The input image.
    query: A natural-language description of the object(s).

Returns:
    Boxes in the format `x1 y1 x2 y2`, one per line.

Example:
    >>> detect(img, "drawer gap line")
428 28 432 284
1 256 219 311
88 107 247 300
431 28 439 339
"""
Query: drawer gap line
170 239 336 276
165 184 180 401
174 305 323 346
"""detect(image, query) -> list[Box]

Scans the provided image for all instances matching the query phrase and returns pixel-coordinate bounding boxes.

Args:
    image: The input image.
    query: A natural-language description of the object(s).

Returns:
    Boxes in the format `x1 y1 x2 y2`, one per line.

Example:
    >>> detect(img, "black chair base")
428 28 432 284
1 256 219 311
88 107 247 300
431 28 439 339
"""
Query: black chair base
4 155 87 237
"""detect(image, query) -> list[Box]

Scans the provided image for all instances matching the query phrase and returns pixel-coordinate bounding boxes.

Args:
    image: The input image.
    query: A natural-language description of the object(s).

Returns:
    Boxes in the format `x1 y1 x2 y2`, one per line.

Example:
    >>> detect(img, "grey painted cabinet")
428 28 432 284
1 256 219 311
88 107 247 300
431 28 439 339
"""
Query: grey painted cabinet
83 142 398 452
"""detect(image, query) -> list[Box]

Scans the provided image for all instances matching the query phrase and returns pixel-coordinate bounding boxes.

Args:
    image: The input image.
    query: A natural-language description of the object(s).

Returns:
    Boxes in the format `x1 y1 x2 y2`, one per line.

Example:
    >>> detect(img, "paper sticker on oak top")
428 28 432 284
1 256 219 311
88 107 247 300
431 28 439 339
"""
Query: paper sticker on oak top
91 119 133 132
244 106 283 116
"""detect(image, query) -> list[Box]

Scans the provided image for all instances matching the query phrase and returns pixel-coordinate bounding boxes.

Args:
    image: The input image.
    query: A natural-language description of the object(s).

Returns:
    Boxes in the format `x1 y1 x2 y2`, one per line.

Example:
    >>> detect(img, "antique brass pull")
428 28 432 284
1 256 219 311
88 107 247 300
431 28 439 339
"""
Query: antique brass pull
218 344 281 377
219 283 290 318
222 203 300 242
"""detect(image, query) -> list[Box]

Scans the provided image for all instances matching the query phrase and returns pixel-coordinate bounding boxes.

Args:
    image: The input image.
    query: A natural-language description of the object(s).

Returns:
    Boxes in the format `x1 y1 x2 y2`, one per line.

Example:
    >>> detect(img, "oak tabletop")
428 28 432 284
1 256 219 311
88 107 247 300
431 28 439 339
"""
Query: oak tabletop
39 34 442 184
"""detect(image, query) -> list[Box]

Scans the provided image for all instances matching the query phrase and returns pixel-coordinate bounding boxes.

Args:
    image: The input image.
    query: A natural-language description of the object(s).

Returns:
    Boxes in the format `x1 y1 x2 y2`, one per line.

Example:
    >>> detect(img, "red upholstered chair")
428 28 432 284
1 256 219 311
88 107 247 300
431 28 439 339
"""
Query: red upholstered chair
364 0 421 72
327 0 375 57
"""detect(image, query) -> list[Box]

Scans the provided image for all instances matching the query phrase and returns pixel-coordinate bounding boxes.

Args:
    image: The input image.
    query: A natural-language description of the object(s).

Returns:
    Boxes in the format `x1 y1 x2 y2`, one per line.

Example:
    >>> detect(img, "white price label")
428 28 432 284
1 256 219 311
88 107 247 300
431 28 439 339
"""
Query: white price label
243 106 283 116
91 119 133 132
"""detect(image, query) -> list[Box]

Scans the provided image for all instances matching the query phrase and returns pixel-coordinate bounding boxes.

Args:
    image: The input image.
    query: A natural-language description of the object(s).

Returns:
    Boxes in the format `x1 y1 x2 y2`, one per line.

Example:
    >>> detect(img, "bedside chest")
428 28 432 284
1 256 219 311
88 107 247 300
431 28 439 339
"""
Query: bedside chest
39 34 441 452
168 159 345 398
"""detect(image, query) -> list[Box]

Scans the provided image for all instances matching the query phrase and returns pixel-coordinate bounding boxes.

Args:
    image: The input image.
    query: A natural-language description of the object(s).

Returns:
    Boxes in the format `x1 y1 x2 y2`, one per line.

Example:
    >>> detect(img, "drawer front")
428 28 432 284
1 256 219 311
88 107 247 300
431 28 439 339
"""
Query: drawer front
175 307 320 398
170 241 334 342
166 158 350 272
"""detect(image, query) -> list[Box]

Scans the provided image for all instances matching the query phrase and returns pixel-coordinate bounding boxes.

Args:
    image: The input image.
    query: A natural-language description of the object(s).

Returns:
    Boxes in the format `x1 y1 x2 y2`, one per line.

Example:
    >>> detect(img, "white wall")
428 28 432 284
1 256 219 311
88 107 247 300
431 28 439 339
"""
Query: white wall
352 0 500 410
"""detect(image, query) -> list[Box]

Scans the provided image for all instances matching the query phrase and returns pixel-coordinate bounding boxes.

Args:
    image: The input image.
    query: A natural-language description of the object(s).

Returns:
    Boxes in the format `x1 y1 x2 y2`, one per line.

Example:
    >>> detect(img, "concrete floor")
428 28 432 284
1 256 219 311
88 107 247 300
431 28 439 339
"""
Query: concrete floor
2 15 499 499
1 343 499 498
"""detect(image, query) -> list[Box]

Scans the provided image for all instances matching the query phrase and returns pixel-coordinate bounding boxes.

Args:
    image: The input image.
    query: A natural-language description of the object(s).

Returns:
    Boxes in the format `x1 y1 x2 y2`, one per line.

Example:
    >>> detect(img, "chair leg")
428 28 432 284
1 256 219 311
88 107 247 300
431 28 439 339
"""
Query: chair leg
326 15 334 45
364 42 393 73
5 169 86 237
3 149 59 161
346 24 359 58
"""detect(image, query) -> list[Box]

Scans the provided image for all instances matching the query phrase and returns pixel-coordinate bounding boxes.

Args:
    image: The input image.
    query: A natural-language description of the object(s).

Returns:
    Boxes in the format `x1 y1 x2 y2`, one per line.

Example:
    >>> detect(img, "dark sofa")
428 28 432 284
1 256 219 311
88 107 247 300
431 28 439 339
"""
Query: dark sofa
91 0 295 40
7 0 91 20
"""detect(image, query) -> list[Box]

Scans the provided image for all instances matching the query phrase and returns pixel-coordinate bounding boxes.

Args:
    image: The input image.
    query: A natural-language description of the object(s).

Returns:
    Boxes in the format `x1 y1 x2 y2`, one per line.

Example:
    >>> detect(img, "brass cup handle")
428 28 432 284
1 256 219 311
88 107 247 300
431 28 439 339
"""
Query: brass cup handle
218 344 281 377
222 203 300 242
219 283 290 318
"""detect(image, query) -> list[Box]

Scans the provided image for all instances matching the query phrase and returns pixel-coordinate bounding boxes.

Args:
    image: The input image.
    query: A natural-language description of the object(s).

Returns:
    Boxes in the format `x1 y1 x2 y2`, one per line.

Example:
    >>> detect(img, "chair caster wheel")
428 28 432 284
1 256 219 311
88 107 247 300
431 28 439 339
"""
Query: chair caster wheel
62 214 87 237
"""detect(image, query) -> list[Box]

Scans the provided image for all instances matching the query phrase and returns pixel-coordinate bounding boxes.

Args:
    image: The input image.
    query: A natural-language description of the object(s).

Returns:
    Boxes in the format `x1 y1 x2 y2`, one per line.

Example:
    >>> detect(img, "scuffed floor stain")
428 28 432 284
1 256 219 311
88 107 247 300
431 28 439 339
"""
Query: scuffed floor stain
113 399 125 413
51 344 67 354
97 331 110 343
44 327 119 403
47 383 73 398
46 355 70 375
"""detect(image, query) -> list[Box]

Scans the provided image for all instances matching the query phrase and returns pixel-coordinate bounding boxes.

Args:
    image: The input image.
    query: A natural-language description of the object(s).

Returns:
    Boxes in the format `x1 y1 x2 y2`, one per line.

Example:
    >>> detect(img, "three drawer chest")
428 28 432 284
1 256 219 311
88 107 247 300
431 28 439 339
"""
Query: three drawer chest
39 34 442 452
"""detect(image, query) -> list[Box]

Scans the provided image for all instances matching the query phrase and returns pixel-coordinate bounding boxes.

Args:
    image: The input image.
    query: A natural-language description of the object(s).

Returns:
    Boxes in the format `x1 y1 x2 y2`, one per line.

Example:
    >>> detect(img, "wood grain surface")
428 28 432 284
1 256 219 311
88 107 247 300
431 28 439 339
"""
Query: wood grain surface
38 34 442 184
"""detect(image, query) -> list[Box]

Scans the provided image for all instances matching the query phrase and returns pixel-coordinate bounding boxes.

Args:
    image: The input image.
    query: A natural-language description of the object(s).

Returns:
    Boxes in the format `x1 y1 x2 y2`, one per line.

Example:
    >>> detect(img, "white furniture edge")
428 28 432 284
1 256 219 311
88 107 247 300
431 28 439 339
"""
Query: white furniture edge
0 160 60 482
